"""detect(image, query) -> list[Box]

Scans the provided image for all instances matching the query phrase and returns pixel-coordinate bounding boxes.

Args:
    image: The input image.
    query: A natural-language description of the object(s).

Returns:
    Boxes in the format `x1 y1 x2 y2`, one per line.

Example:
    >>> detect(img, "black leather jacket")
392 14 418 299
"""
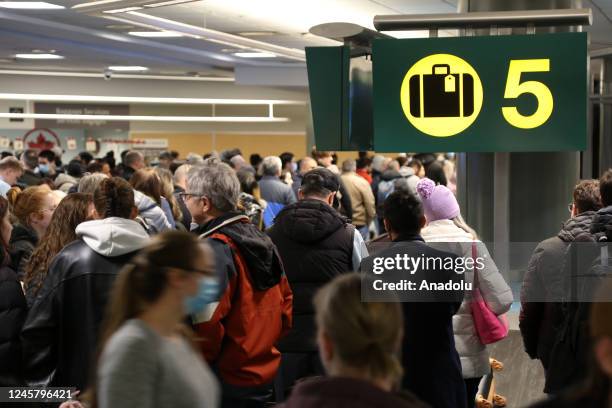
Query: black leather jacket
20 240 139 391
0 266 27 386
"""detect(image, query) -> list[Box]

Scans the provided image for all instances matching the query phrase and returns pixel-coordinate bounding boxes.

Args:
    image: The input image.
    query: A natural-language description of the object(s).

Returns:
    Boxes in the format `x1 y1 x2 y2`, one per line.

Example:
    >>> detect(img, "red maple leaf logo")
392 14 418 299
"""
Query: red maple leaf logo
28 133 55 150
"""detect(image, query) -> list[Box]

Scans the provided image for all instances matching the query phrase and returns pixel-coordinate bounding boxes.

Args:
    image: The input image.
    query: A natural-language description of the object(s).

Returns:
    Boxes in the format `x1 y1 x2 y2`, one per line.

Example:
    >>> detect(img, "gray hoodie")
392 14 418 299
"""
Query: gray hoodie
134 190 172 235
76 217 150 257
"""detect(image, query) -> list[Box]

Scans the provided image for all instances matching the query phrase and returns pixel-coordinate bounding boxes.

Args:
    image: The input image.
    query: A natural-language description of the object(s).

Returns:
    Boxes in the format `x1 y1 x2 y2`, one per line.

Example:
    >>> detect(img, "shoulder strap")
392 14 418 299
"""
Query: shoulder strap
198 215 250 239
140 203 158 213
601 239 609 266
471 241 479 293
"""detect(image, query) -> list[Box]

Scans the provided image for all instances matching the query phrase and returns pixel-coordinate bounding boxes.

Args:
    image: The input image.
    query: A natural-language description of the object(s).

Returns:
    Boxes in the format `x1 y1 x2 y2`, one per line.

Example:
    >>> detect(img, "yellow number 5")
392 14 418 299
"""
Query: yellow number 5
502 59 553 129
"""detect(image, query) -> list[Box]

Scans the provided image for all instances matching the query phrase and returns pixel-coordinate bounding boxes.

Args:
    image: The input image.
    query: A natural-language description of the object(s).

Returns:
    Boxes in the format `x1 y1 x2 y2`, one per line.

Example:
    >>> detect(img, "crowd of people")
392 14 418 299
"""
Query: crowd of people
0 145 610 408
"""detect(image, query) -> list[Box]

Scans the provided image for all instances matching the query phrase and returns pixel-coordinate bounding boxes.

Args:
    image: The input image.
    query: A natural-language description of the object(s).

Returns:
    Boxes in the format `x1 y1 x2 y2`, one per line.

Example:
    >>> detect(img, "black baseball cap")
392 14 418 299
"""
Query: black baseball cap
301 167 340 193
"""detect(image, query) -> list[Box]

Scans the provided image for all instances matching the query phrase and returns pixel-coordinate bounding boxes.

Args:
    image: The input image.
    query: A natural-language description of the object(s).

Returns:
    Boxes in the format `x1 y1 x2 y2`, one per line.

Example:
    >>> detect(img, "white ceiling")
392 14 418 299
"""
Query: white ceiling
0 0 610 77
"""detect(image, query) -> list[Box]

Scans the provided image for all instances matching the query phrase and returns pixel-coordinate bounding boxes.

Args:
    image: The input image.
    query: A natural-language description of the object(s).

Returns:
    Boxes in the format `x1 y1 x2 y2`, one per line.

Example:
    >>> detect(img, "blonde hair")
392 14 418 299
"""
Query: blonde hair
155 167 182 222
452 213 479 240
7 184 52 227
314 274 404 382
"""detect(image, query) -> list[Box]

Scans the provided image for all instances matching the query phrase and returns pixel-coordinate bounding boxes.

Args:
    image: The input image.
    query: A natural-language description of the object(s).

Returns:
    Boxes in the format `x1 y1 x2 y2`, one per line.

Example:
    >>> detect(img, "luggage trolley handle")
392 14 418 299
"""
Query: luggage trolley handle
432 64 451 75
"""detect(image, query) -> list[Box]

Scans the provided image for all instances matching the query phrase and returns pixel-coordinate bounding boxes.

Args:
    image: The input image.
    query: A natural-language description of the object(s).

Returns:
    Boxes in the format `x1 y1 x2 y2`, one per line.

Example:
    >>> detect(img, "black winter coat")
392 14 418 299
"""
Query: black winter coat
0 266 27 386
17 170 41 188
360 235 465 408
267 199 354 352
519 211 597 369
20 240 139 391
291 173 353 221
9 224 38 280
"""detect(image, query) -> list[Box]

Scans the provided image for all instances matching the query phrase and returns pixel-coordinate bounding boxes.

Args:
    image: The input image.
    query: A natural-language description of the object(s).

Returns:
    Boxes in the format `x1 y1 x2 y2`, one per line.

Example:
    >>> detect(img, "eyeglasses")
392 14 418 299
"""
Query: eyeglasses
165 266 213 276
179 192 205 201
191 267 214 276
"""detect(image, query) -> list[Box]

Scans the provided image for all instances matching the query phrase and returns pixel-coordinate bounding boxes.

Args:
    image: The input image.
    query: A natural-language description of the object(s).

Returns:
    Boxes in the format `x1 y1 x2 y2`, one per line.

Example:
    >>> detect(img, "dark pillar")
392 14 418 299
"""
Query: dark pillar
456 0 582 278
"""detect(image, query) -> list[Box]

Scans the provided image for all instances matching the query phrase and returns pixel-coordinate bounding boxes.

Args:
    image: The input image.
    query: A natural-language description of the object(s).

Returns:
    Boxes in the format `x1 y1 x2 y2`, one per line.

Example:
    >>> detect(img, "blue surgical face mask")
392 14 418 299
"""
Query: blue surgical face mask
38 164 50 174
290 162 298 173
184 276 220 316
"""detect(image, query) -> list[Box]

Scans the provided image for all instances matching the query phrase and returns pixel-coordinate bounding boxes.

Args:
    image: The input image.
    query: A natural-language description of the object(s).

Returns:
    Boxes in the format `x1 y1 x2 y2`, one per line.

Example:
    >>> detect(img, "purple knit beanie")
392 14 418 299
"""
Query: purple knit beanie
416 178 460 222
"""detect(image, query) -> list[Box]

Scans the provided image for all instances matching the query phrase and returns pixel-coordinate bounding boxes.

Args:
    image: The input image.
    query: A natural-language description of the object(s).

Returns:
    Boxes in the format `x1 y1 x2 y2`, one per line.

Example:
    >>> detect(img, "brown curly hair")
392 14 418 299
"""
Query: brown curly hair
23 193 93 295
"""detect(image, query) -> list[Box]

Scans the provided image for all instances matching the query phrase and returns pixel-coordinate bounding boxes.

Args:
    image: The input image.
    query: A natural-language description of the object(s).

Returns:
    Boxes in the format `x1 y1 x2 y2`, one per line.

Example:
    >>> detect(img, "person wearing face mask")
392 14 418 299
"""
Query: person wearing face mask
90 231 220 408
21 177 150 391
7 184 58 279
185 158 292 408
38 149 57 179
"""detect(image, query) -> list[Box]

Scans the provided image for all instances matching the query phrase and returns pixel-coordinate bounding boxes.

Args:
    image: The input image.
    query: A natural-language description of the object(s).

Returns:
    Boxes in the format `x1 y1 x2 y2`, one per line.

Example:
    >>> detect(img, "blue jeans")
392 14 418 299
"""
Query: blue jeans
357 225 369 241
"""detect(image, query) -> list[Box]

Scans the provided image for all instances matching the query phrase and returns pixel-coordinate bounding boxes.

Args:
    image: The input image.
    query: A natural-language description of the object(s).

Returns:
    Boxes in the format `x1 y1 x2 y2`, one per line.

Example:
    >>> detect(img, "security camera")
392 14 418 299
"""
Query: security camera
103 70 112 80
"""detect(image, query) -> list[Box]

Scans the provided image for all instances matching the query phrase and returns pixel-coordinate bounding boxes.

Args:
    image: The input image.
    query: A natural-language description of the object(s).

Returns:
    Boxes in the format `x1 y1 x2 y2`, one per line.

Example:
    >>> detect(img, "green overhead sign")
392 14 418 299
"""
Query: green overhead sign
372 32 587 152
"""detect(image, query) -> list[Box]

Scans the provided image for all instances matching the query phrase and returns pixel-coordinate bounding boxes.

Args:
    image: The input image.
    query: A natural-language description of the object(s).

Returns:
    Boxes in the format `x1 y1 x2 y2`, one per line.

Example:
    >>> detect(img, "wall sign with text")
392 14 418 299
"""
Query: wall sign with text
373 32 587 152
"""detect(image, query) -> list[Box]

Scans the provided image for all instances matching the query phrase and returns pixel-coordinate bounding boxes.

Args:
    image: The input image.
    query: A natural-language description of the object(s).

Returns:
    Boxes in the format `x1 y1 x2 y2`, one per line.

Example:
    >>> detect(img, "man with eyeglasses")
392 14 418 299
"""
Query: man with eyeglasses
520 178 603 391
184 157 292 408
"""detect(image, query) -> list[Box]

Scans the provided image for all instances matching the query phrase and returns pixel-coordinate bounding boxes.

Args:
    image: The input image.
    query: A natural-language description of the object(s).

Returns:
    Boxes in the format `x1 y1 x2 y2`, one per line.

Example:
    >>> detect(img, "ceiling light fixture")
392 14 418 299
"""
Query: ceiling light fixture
107 65 148 71
236 31 278 37
0 70 234 81
104 6 142 14
0 112 290 123
233 52 276 58
144 0 193 8
0 1 63 9
15 53 64 59
124 11 305 61
128 30 183 37
0 93 306 105
72 0 123 9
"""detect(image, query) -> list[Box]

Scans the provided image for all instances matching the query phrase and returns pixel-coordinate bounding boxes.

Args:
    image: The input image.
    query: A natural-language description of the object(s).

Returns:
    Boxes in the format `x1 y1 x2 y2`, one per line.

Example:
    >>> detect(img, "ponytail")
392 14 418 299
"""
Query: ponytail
94 177 134 219
8 185 52 228
89 231 211 408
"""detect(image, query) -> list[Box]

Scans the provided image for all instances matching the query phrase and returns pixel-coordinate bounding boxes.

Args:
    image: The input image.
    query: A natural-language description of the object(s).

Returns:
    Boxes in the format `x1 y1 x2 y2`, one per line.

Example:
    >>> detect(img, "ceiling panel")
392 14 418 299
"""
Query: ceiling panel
0 0 609 76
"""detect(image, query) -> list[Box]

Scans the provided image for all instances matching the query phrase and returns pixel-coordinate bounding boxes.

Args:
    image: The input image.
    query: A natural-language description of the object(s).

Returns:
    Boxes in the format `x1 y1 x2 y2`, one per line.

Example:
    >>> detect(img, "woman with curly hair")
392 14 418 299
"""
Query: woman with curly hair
23 193 95 307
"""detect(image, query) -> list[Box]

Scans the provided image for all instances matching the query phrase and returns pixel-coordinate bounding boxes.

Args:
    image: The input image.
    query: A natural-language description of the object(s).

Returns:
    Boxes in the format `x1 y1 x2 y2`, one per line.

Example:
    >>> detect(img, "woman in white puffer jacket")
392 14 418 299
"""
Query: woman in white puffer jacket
416 178 513 408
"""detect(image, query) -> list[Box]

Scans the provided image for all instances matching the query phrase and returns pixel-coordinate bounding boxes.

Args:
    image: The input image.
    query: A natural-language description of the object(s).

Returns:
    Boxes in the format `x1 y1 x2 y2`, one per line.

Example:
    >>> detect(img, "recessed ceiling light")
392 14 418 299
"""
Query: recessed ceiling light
0 1 63 9
233 52 276 58
104 6 142 13
107 65 148 71
15 53 64 59
128 31 183 38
